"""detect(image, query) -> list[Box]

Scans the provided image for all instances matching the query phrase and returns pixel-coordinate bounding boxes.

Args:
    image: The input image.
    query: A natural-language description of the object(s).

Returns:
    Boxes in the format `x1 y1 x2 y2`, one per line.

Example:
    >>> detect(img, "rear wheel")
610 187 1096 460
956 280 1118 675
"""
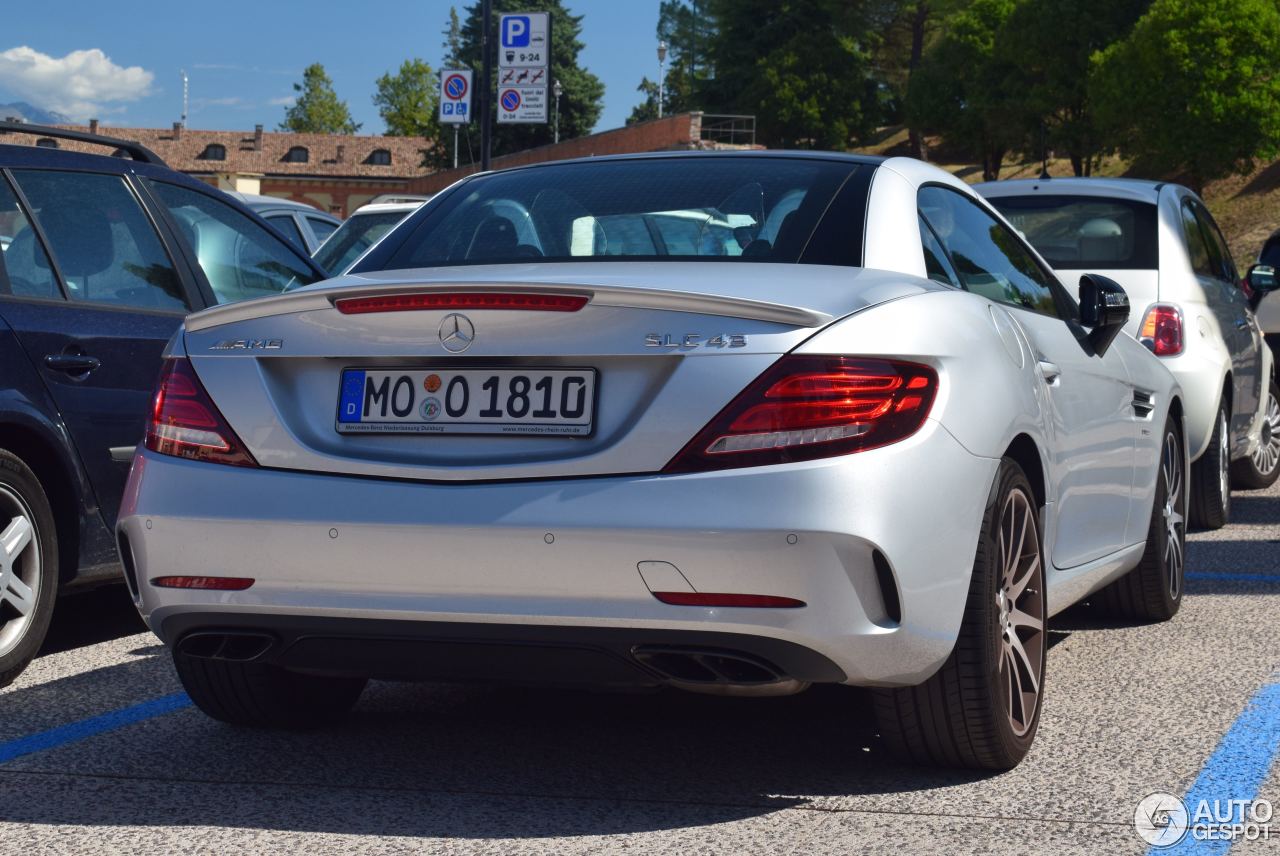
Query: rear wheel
1095 418 1185 621
1230 379 1280 490
872 458 1046 770
1190 399 1231 530
0 450 58 690
173 653 366 727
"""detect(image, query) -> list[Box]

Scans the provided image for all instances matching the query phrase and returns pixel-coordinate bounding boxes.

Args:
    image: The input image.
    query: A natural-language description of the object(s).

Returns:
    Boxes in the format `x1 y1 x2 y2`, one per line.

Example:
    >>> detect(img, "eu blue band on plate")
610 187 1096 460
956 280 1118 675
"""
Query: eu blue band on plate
338 370 366 423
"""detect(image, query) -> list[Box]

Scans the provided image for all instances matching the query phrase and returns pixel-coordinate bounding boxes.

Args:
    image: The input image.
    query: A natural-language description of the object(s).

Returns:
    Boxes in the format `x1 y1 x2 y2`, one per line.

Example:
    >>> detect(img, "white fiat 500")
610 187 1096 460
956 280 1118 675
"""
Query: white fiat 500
120 154 1186 770
978 178 1276 523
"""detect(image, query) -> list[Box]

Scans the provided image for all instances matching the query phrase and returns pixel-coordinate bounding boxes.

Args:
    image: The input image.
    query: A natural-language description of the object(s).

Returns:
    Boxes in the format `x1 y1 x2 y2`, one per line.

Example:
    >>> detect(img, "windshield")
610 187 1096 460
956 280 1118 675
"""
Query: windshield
987 194 1159 270
378 158 861 270
313 210 413 274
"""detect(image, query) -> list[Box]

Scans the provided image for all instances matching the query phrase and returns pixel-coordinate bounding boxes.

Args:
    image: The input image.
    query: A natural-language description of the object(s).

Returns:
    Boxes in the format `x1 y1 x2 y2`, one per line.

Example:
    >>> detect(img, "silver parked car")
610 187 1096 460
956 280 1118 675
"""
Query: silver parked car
120 153 1185 770
979 178 1276 518
226 192 341 254
311 200 423 275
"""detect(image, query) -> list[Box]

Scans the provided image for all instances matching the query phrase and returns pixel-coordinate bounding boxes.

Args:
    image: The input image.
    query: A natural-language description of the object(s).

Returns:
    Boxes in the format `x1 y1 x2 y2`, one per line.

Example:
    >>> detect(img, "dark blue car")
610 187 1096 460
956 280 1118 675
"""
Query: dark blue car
0 123 325 686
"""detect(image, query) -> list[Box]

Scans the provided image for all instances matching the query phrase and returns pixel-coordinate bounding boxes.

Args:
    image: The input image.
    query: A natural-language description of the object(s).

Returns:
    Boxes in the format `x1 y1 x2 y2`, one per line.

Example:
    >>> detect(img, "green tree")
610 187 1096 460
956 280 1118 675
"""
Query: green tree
873 1 967 160
999 0 1149 176
279 63 360 134
374 58 439 136
907 0 1028 180
1091 0 1280 192
455 0 605 155
443 6 465 66
627 77 661 125
706 0 882 149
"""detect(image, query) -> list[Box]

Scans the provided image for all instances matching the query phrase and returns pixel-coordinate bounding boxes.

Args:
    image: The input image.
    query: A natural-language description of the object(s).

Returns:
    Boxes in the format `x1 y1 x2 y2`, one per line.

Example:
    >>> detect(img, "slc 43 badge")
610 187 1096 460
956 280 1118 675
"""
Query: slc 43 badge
644 333 748 349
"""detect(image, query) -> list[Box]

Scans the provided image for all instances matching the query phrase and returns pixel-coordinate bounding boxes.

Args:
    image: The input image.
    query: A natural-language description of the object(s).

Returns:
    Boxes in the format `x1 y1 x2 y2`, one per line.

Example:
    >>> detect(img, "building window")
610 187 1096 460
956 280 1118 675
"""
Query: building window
35 138 58 148
198 143 227 161
283 146 309 163
365 148 392 166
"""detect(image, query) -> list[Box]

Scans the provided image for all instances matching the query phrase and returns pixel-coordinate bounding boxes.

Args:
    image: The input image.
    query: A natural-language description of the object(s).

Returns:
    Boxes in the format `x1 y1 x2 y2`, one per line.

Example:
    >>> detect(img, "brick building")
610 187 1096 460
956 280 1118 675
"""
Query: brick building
1 112 755 216
407 112 759 196
0 119 434 217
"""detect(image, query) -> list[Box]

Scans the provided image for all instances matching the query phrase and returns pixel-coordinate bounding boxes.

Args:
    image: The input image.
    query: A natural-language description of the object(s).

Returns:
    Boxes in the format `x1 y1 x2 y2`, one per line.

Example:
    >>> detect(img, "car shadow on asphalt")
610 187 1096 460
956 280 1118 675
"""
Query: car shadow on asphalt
39 584 146 657
1 653 1000 838
3 684 992 837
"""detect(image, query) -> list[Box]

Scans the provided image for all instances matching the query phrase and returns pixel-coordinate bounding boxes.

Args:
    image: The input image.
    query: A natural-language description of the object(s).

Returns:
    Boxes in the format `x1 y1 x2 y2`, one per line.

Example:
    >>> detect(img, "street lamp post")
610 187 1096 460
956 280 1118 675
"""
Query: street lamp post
657 40 667 119
554 79 563 144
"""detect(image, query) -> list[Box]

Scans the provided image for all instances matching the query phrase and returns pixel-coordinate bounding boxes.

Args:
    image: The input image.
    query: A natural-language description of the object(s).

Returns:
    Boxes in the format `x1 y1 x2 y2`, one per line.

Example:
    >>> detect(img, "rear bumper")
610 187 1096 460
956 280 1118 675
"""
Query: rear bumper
158 613 847 687
118 418 997 687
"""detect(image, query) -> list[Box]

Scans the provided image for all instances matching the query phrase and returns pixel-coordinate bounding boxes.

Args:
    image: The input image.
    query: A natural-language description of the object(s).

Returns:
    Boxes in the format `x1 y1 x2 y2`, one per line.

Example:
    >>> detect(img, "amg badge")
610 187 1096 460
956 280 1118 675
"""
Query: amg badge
209 339 284 351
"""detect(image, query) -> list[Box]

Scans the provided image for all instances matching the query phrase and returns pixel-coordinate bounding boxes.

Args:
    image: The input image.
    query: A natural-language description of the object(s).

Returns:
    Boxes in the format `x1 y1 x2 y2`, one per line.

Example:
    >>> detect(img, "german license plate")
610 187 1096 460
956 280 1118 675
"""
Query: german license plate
336 367 596 435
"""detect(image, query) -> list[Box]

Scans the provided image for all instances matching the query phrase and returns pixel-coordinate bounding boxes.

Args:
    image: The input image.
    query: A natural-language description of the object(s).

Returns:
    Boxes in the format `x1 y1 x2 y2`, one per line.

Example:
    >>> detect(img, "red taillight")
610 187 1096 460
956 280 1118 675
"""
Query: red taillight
145 358 257 467
663 356 938 473
334 292 589 314
151 576 255 590
652 592 806 608
1139 305 1183 356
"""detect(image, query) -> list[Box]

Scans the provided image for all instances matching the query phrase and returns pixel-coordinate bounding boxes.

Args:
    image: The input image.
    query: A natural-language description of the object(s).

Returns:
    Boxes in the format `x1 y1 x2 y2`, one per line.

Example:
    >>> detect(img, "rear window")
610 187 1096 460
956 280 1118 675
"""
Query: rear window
987 194 1158 270
380 158 862 270
313 210 410 274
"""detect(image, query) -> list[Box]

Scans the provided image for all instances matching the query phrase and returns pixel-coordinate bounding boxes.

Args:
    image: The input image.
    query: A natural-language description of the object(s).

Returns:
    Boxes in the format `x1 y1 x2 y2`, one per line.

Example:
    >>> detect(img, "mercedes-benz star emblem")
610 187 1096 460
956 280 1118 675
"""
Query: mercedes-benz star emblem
439 313 475 353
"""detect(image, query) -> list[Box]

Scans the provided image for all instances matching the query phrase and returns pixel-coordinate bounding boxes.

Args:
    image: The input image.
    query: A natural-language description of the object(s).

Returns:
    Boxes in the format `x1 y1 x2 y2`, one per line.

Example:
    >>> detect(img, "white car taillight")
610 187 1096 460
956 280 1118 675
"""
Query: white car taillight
663 356 938 473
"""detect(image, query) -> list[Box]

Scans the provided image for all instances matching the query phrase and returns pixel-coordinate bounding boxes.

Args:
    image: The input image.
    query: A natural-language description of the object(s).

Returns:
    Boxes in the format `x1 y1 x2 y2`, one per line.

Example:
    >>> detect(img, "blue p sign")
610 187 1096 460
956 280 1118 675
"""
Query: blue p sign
502 15 530 47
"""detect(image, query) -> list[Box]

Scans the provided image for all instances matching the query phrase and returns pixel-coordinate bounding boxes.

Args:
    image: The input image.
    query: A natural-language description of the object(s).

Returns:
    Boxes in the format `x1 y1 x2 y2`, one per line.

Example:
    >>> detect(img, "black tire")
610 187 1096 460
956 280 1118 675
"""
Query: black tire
0 449 59 690
1190 397 1231 530
872 458 1047 770
1230 379 1280 490
1095 417 1185 622
173 652 366 727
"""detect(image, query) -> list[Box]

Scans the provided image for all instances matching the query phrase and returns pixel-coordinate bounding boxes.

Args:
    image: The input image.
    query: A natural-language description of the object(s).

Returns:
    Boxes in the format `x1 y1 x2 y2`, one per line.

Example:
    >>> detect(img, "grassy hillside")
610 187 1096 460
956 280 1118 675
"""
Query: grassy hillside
855 126 1277 266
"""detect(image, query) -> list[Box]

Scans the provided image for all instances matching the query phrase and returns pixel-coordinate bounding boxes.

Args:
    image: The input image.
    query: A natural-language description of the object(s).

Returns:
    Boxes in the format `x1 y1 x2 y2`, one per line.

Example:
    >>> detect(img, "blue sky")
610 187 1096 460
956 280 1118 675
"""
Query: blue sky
1 0 662 134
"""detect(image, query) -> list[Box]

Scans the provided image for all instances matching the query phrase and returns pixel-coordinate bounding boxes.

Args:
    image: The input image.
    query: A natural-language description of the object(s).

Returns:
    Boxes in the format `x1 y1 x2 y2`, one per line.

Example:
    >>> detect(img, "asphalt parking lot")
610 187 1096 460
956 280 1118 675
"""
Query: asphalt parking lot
0 484 1276 855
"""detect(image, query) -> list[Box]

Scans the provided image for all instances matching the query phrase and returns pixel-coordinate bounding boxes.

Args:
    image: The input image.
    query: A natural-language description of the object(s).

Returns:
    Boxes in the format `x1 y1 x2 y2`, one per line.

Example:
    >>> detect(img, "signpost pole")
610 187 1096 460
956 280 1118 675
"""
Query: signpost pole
481 0 492 171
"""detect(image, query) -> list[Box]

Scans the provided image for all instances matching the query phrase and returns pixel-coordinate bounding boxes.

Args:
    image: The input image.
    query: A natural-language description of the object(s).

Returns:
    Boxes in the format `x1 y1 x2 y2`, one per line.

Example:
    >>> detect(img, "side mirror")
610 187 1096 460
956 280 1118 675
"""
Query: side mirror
1079 274 1130 357
1247 264 1278 294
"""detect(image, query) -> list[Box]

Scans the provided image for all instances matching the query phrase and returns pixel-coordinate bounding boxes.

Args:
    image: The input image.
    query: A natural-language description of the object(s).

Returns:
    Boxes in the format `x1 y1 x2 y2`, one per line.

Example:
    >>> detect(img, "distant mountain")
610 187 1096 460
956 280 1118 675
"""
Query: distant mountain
0 102 73 126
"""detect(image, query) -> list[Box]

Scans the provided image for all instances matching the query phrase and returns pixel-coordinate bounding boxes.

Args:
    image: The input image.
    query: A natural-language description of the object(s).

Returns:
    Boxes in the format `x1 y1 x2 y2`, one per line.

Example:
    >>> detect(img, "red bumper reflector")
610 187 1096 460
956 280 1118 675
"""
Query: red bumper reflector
652 591 806 608
151 576 255 591
334 292 589 314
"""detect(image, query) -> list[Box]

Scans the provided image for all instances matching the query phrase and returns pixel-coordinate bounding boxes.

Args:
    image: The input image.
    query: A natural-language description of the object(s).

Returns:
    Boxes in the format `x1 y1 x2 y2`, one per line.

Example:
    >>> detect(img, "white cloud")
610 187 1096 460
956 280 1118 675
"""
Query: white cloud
0 46 153 120
268 95 295 107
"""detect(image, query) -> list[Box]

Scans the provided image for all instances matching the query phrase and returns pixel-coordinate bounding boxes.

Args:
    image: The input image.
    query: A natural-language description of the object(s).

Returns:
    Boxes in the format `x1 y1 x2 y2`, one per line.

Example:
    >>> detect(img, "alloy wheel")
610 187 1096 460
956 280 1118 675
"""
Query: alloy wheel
995 488 1045 738
1162 429 1185 600
1251 391 1280 476
0 485 41 659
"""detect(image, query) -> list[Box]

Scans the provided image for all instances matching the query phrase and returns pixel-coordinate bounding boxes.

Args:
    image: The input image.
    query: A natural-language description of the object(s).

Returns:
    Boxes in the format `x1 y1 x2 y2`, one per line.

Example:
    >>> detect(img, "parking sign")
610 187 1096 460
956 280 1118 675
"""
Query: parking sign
438 69 472 125
498 12 549 69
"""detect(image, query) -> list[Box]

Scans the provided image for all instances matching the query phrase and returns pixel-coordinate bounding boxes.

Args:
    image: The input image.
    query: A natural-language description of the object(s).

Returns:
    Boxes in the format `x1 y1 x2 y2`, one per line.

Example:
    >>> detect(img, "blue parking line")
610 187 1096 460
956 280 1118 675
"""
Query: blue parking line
1154 679 1280 855
1186 572 1280 583
0 692 191 765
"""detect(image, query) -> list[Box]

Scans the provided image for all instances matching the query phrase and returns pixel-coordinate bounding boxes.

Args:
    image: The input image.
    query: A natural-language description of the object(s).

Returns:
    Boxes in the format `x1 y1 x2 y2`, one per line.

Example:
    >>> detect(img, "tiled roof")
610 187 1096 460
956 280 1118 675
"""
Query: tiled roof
1 123 435 179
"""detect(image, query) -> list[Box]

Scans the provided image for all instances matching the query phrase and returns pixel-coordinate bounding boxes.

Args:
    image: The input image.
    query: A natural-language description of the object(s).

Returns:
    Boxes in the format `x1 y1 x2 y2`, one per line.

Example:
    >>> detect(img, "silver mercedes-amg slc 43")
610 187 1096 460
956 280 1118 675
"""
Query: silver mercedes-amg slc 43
119 153 1186 769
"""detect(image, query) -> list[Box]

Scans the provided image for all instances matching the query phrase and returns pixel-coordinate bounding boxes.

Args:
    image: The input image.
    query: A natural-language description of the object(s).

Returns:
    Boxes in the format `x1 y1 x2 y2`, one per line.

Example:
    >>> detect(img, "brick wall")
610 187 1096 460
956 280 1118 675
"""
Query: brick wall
407 112 706 196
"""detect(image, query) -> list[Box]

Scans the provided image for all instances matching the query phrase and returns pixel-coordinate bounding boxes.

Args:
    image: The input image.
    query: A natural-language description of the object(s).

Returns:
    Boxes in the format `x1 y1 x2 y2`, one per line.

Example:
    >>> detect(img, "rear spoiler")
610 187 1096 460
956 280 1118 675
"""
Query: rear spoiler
184 280 833 332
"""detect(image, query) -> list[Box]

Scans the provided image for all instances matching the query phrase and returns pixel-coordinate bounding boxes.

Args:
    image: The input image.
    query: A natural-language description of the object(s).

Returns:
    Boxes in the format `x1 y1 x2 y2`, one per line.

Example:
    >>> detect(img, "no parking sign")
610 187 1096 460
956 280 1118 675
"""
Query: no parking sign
438 69 472 124
497 86 547 123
